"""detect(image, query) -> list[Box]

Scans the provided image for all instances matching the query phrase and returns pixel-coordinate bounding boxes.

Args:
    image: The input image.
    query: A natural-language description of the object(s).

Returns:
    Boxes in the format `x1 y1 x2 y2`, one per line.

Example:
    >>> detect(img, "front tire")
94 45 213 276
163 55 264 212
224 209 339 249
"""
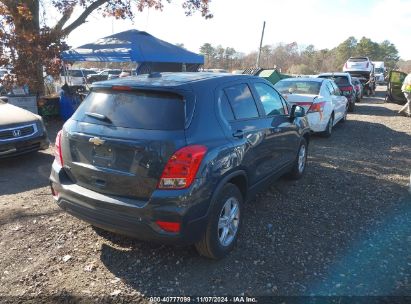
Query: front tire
195 183 243 259
286 138 308 180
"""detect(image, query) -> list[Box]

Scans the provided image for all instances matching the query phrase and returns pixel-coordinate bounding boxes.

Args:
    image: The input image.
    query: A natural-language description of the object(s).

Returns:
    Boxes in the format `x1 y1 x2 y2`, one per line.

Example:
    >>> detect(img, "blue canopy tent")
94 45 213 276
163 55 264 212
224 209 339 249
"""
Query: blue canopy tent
61 29 204 73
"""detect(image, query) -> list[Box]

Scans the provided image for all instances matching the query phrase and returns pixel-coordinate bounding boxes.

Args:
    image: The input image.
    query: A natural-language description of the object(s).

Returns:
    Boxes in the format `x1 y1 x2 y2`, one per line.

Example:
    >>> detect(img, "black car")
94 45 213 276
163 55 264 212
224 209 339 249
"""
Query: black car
50 72 310 259
0 97 49 157
318 72 356 112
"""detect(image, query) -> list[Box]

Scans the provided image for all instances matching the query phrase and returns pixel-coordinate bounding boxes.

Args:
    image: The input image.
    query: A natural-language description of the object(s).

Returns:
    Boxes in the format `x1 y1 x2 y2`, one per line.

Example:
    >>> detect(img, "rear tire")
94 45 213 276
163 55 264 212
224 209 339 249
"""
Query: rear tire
322 115 333 138
340 105 348 123
195 183 243 259
286 138 307 180
348 101 355 113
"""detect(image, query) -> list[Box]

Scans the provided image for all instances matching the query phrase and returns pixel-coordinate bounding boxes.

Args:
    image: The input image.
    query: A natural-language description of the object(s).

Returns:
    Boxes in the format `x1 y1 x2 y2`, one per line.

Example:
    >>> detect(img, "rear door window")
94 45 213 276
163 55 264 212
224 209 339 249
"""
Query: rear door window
224 84 259 119
72 90 185 130
218 91 235 121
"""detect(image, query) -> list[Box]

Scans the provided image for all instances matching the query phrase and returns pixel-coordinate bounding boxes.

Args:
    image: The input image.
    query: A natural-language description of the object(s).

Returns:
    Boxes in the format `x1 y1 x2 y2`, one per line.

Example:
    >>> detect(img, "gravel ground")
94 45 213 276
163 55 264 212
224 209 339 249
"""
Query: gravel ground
0 86 410 301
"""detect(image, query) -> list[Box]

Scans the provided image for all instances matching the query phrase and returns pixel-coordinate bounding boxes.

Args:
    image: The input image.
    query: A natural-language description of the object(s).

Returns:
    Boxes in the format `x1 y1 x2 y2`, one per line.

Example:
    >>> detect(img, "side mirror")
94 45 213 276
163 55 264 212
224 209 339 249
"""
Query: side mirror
290 105 305 119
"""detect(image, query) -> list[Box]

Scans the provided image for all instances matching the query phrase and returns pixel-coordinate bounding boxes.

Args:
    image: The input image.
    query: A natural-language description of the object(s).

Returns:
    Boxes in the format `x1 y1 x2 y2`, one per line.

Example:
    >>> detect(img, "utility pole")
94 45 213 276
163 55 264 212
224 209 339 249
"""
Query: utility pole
256 21 266 68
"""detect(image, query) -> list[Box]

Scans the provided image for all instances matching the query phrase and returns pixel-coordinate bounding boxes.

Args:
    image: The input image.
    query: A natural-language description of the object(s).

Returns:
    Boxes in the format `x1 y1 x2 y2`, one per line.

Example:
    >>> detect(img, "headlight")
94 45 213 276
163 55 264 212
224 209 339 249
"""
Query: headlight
35 116 47 133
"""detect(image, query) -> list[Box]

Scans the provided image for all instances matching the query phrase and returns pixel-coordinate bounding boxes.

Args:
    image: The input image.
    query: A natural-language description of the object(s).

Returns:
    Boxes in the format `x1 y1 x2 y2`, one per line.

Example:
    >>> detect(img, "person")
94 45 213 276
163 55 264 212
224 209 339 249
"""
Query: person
399 72 411 117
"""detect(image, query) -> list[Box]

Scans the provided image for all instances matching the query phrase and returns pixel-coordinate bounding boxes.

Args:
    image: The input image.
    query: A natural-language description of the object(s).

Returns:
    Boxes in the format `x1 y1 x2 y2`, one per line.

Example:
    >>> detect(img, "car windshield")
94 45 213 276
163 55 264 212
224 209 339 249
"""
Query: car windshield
375 68 384 74
274 80 321 95
348 58 368 62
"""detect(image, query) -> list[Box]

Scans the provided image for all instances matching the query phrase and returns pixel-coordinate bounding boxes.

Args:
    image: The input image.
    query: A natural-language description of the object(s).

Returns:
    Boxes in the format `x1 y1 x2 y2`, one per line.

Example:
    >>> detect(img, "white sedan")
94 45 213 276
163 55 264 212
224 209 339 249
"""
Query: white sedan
274 78 348 137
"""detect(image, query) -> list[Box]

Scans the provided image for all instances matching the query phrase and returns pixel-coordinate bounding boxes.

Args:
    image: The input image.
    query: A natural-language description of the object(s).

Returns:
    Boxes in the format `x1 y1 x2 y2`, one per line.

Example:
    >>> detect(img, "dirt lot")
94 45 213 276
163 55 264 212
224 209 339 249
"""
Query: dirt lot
0 87 410 301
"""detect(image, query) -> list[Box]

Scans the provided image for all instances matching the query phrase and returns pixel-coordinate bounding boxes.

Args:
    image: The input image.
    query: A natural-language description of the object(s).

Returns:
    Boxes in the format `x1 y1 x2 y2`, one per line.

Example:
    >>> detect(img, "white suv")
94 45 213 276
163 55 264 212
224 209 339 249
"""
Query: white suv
343 57 374 73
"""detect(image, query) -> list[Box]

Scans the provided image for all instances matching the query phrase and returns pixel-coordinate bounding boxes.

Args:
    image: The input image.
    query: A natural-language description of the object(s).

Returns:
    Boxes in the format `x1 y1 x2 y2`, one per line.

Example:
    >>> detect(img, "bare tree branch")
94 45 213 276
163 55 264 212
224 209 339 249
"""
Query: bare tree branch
61 0 108 37
53 6 74 32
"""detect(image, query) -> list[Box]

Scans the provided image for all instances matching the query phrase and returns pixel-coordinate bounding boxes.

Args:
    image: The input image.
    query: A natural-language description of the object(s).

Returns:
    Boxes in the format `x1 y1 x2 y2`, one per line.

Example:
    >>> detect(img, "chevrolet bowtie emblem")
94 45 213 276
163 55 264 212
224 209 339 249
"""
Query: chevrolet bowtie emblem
89 137 105 146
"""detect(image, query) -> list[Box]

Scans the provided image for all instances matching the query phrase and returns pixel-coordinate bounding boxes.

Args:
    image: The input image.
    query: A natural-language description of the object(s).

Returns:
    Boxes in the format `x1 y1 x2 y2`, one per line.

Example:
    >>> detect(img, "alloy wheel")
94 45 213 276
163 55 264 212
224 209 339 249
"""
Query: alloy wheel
218 197 240 247
298 144 306 173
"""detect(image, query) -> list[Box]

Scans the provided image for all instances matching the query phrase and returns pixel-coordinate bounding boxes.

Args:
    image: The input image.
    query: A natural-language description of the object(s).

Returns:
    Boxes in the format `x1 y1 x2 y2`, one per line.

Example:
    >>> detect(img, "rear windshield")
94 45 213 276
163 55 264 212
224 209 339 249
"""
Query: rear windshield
72 90 185 130
348 57 368 62
375 68 384 74
274 80 321 95
318 75 349 86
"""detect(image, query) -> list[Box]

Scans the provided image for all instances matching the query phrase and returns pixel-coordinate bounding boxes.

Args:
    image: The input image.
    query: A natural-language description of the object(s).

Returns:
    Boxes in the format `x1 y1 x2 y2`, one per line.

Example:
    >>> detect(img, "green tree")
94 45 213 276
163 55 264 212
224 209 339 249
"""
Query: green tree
199 42 215 68
377 40 399 70
355 37 379 58
224 47 236 70
335 36 357 68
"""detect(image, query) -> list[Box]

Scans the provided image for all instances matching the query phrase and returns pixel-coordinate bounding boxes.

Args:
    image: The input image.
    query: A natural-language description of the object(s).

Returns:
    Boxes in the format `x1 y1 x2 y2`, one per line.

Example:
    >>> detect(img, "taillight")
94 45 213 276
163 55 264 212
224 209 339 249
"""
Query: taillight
158 145 207 189
340 86 353 92
54 130 64 167
308 101 325 113
156 221 181 233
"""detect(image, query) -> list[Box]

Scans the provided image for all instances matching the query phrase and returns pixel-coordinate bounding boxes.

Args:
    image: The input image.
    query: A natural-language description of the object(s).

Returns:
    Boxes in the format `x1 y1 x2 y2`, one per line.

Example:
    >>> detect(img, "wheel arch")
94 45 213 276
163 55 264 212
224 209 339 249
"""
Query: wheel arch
211 170 248 206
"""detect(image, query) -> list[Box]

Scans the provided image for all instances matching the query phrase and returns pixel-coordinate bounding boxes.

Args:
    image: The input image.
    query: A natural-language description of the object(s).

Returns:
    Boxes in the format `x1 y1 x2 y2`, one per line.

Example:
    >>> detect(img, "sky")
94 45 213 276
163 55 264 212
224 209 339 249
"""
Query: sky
47 0 411 60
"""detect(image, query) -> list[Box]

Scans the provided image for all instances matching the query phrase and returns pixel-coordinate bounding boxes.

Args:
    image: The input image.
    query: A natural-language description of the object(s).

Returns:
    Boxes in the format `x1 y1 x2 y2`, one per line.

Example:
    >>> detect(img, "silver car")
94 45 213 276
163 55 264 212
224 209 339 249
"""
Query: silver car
0 97 49 157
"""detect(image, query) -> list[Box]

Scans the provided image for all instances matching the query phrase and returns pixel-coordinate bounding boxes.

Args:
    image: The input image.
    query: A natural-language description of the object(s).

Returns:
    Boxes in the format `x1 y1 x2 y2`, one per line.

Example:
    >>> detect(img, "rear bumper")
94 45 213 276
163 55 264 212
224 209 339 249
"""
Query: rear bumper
306 112 328 133
49 162 211 245
0 134 49 158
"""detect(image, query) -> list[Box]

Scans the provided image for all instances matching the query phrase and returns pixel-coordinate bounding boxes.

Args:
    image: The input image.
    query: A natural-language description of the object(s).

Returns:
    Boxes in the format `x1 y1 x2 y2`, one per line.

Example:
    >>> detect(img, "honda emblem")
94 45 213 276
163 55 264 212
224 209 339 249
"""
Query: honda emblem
12 129 21 137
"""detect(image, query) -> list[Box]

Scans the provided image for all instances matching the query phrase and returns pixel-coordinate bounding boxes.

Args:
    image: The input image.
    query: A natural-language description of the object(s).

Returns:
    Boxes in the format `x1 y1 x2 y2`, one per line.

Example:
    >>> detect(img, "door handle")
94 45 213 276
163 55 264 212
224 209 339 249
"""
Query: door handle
232 130 244 138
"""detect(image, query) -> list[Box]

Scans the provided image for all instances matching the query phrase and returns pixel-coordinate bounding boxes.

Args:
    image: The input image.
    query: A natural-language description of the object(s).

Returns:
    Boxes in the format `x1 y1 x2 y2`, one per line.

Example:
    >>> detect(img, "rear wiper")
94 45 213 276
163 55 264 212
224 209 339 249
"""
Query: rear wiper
85 112 112 124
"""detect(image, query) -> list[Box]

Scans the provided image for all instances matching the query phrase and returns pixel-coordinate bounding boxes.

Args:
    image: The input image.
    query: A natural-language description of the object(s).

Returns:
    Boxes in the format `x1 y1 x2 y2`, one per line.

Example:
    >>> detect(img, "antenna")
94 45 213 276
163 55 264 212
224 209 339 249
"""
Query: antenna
256 21 266 68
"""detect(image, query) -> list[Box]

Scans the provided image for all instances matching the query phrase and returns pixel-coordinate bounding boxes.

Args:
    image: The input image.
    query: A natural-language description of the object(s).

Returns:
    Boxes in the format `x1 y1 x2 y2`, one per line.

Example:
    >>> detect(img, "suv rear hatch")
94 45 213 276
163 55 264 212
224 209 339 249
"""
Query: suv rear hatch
344 57 372 72
61 87 193 200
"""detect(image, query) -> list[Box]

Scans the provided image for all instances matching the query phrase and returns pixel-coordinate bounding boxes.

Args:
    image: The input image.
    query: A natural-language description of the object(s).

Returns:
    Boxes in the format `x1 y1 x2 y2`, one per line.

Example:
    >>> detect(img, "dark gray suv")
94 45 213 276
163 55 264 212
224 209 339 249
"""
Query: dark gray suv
50 72 310 259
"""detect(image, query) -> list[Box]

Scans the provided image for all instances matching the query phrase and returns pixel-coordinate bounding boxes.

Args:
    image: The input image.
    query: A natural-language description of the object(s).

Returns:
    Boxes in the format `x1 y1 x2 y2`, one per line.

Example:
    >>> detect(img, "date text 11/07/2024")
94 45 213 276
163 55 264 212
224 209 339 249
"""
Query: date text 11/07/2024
148 296 258 303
